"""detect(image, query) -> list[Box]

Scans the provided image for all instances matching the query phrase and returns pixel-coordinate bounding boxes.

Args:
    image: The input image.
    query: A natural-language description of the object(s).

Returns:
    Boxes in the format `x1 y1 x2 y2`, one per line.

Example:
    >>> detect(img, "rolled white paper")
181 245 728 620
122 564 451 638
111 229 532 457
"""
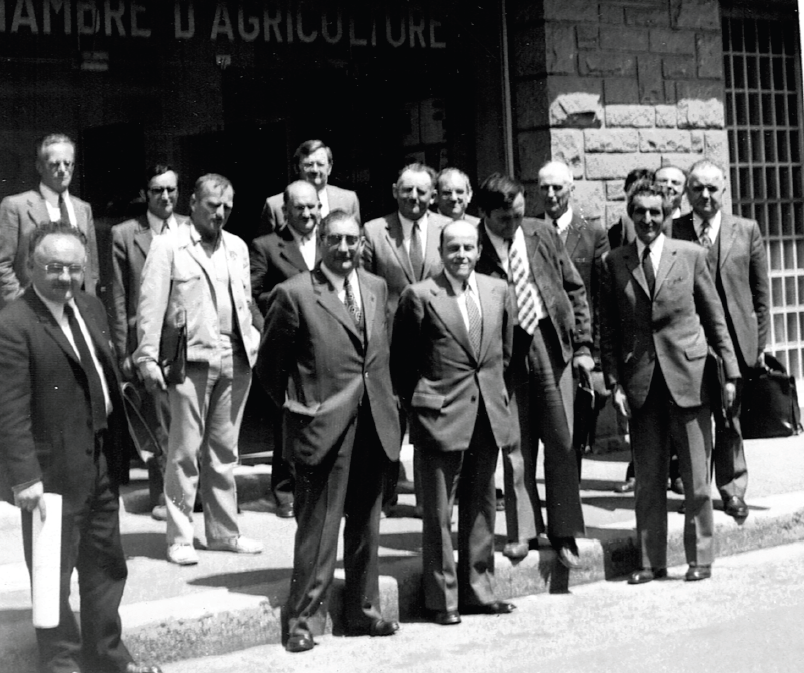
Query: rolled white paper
32 493 62 629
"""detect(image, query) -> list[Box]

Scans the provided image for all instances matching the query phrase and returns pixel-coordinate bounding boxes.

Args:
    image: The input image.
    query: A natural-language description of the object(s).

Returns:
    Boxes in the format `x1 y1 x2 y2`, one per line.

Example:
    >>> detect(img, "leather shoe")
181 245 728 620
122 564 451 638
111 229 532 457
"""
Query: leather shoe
628 567 668 584
669 477 685 495
502 541 528 560
614 477 636 494
724 495 749 519
431 610 461 625
685 564 712 581
126 664 164 673
276 503 294 519
285 632 315 653
678 501 686 514
554 538 581 569
346 618 399 637
460 601 516 615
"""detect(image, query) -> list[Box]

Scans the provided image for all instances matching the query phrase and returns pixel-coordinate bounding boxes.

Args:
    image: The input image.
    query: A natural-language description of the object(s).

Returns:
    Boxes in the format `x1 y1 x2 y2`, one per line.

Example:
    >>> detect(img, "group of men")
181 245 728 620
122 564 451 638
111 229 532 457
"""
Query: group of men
0 130 770 668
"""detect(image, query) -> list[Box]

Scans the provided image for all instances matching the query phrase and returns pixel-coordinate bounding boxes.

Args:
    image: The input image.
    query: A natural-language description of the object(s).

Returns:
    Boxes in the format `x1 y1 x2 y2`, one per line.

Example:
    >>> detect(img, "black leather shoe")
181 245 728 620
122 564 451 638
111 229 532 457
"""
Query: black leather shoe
669 477 685 495
724 496 749 519
460 601 516 615
276 503 295 519
346 618 399 637
285 633 315 652
628 568 668 585
432 610 461 625
502 541 529 560
685 564 712 581
126 664 164 673
614 477 636 494
553 538 581 569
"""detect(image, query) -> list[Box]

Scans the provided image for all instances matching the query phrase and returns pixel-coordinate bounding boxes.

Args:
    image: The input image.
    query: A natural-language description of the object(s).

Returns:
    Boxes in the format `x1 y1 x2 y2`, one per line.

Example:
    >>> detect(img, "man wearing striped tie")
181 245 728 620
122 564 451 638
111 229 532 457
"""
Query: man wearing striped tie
474 173 594 569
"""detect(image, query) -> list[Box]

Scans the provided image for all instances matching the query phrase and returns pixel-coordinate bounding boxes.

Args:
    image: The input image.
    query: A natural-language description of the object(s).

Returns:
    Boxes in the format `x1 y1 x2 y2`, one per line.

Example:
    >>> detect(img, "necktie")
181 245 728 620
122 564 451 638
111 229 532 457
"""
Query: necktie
409 221 424 281
343 275 362 328
700 220 713 250
642 246 655 298
161 219 169 234
465 284 482 357
64 304 108 432
508 239 540 335
58 193 70 224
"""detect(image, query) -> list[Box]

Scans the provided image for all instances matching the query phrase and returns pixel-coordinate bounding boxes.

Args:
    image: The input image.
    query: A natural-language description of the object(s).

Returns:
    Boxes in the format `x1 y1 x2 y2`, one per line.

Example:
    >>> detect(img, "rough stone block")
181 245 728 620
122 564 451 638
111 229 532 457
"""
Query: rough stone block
626 6 670 27
586 153 661 180
576 25 599 50
606 105 655 128
585 129 640 153
660 153 702 171
606 179 626 201
600 25 650 52
704 130 731 165
599 5 624 24
639 130 693 153
664 80 677 104
691 130 704 152
649 28 695 54
656 105 678 127
551 129 586 177
580 52 637 77
638 54 664 104
605 78 640 105
571 180 606 221
513 24 547 77
671 0 720 31
517 131 552 182
543 0 599 22
697 32 724 79
514 79 549 130
677 80 725 128
546 77 604 128
546 24 577 75
663 55 696 79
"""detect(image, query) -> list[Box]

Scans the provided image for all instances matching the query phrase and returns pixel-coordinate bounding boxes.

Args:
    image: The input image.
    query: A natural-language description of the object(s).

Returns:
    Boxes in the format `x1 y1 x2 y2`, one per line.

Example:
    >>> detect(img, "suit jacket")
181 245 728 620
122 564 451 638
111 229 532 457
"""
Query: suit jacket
671 213 770 367
110 213 190 358
543 211 609 357
361 211 452 326
260 184 360 236
0 189 99 309
392 272 516 453
475 218 592 364
0 289 129 510
134 223 260 369
600 238 741 410
256 266 400 467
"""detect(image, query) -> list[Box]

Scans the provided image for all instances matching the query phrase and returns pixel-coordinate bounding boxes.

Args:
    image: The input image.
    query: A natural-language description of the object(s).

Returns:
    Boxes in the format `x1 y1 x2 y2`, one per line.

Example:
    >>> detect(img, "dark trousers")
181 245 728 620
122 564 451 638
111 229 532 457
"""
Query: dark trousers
419 404 499 613
630 367 714 569
284 400 388 639
269 405 295 509
22 448 132 673
710 363 748 501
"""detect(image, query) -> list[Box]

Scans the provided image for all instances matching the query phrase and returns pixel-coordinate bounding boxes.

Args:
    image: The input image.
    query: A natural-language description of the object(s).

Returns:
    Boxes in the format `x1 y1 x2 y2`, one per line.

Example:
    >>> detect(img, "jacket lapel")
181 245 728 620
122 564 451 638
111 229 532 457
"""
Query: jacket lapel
421 216 442 280
278 232 311 272
476 276 501 361
718 213 736 269
134 217 153 259
357 269 376 343
429 274 475 360
563 214 582 256
653 241 678 297
385 214 415 282
26 191 50 228
312 267 363 346
75 293 116 374
623 243 651 300
478 223 507 277
24 290 80 365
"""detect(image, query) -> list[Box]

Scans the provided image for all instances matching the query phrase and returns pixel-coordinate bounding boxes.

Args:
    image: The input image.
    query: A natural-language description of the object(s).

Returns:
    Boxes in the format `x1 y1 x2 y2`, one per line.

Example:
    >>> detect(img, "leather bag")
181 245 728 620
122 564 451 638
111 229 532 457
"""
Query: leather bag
741 354 803 439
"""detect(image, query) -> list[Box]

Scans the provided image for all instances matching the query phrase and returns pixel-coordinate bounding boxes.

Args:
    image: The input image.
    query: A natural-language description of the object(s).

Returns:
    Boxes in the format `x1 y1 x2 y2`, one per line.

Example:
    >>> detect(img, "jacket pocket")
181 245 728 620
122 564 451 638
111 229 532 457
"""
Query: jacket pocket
283 399 320 417
685 340 709 360
411 391 445 411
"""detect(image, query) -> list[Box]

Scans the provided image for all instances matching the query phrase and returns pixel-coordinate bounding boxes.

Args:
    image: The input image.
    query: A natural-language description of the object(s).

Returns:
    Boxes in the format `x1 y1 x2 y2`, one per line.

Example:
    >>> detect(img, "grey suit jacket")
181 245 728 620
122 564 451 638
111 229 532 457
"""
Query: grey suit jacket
0 189 99 309
260 184 360 236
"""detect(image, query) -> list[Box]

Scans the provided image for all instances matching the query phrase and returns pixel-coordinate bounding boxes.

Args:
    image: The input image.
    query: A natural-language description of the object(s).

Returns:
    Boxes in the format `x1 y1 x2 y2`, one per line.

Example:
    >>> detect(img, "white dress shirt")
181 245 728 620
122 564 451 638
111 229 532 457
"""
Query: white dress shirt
399 211 429 255
635 232 666 277
444 269 482 331
553 206 574 240
318 188 330 219
147 211 177 236
289 225 318 270
693 209 722 243
40 182 77 227
320 264 362 316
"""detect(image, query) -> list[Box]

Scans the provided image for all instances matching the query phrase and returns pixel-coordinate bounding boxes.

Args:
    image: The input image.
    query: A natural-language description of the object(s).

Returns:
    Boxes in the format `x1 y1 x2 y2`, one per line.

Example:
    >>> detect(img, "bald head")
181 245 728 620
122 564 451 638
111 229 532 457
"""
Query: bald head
440 219 480 282
283 180 320 237
538 161 574 220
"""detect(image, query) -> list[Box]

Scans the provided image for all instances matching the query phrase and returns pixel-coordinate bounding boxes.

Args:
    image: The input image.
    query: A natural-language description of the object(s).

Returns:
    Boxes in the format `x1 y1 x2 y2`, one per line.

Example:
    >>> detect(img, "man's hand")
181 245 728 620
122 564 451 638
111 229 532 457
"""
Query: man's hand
119 355 135 381
573 353 596 389
613 384 631 419
724 380 737 410
14 481 46 521
138 360 167 395
756 351 767 369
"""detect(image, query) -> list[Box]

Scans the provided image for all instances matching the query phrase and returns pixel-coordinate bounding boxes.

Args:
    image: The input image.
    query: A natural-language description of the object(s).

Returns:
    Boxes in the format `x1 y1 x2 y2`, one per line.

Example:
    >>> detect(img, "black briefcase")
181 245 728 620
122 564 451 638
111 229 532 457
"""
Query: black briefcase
741 354 803 439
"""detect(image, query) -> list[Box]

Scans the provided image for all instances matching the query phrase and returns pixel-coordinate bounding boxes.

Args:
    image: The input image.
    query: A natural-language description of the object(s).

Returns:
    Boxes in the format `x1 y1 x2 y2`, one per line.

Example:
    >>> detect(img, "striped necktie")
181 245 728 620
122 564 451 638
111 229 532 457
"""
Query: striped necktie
508 240 540 335
464 283 482 357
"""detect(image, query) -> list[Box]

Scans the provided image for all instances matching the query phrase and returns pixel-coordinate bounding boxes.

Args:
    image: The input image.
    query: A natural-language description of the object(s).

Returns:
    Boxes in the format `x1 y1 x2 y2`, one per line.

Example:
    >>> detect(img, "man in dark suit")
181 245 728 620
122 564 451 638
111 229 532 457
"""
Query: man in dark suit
250 180 322 518
260 139 360 235
0 222 161 673
392 220 517 626
0 133 99 310
537 160 610 470
474 173 594 567
601 181 740 583
258 210 401 653
671 159 770 520
111 165 189 519
435 167 480 225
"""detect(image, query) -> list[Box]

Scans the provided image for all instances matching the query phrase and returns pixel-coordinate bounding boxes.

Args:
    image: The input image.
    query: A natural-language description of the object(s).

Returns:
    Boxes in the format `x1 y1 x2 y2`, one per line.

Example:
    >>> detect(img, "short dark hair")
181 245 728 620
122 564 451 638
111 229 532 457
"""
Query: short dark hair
194 173 232 198
36 133 75 161
294 139 332 167
475 173 524 213
320 209 362 235
624 168 653 193
29 221 87 258
626 179 673 218
397 163 437 187
145 164 177 188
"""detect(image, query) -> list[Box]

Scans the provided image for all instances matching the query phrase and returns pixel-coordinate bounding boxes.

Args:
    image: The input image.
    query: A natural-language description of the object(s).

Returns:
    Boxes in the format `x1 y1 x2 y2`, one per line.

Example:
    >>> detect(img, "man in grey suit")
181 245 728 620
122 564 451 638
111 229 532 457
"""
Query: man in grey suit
435 168 479 224
111 165 188 519
671 160 770 520
260 139 360 235
0 133 99 309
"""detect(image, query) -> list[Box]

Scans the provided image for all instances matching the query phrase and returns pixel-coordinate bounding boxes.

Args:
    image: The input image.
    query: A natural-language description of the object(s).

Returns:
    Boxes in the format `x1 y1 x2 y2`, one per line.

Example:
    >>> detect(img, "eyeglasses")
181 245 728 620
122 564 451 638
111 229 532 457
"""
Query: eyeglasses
301 161 329 170
148 187 177 195
323 234 361 247
38 262 85 276
46 161 74 172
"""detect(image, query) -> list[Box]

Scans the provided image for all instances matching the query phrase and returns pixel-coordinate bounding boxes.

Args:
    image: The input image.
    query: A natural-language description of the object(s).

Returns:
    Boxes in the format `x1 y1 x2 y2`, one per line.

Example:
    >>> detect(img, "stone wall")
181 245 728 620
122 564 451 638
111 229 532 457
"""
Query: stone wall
508 0 730 224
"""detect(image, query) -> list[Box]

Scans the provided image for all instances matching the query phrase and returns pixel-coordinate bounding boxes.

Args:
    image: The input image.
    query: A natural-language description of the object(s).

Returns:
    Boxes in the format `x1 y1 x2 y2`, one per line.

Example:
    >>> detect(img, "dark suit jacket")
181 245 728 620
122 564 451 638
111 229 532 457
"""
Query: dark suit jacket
475 218 592 364
600 238 741 410
392 272 516 453
110 214 190 358
361 211 452 327
256 266 400 467
260 184 360 236
0 289 129 510
0 189 99 309
671 213 770 367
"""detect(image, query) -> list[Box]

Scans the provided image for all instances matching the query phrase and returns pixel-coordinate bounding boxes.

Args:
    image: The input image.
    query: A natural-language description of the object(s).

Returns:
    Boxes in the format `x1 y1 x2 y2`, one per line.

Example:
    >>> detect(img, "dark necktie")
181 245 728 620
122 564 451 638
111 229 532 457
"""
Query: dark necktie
700 220 713 250
58 193 70 224
64 304 108 432
642 246 655 298
344 275 362 328
465 284 482 357
409 222 424 281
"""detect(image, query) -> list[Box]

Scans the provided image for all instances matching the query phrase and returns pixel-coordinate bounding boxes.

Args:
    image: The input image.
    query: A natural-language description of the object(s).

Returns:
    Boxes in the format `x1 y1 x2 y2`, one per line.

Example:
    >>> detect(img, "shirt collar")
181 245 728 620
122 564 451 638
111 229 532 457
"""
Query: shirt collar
39 182 69 206
146 210 176 233
444 269 478 296
320 262 357 293
398 211 428 234
635 232 666 260
553 206 573 234
33 283 74 322
693 209 721 235
289 225 318 245
190 221 222 250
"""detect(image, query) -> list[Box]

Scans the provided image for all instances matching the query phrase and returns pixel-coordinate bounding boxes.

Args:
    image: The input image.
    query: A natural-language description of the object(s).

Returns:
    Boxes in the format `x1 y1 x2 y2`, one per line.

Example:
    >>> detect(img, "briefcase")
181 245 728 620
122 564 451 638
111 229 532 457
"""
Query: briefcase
741 354 803 439
159 310 187 385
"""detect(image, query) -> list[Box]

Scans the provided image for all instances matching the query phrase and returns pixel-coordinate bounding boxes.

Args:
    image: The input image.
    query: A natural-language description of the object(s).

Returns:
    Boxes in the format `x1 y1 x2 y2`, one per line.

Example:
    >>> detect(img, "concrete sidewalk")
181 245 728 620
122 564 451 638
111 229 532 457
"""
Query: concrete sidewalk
1 435 802 672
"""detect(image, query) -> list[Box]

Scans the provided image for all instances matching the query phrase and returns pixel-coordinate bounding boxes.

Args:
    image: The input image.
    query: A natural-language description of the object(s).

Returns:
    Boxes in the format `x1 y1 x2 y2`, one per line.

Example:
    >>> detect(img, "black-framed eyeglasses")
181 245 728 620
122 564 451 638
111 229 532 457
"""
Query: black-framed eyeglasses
38 262 85 276
148 187 177 195
323 234 361 247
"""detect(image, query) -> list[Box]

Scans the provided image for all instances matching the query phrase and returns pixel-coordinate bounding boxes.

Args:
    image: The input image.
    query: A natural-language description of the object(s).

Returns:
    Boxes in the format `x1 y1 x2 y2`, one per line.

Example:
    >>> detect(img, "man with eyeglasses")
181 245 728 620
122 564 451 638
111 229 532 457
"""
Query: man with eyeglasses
260 139 360 235
0 133 99 310
111 165 189 520
258 210 401 653
0 221 163 673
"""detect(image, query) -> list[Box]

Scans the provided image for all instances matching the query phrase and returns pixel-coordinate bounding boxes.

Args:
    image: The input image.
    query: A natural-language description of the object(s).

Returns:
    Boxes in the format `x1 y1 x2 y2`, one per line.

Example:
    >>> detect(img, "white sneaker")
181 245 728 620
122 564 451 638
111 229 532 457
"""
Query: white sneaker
207 535 263 554
167 543 199 565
